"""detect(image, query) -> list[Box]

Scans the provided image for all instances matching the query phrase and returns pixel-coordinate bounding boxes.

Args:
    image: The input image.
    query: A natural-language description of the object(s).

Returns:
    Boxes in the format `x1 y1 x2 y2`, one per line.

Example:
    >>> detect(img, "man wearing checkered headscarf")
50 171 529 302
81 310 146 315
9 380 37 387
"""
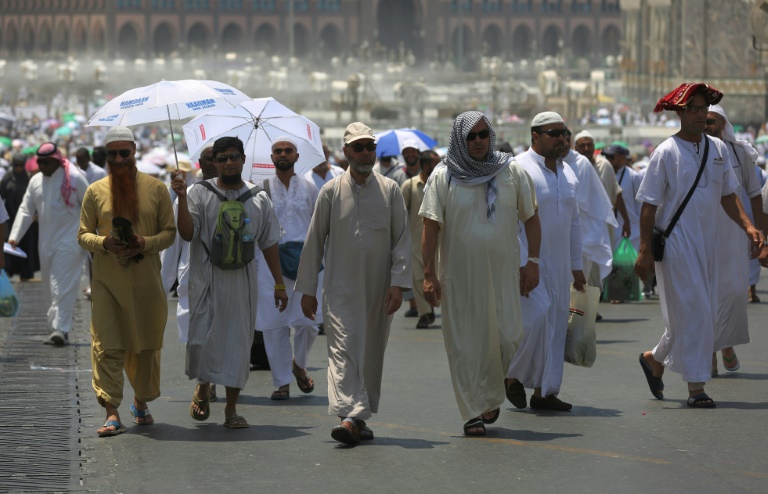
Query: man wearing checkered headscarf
419 112 542 436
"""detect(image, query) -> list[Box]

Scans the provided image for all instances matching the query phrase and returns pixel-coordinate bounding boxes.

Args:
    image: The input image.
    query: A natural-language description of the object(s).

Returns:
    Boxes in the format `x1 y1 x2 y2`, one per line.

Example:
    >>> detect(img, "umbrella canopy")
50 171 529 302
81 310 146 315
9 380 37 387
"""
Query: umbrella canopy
372 128 437 158
86 79 251 127
0 137 11 147
183 97 325 183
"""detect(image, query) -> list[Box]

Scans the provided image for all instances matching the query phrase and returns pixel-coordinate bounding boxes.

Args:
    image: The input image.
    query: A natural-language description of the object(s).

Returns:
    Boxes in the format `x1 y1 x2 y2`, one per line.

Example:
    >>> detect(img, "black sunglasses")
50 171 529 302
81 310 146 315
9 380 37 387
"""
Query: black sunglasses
215 152 243 163
538 129 569 138
705 118 717 125
347 142 376 152
466 129 490 141
272 147 295 155
106 149 132 159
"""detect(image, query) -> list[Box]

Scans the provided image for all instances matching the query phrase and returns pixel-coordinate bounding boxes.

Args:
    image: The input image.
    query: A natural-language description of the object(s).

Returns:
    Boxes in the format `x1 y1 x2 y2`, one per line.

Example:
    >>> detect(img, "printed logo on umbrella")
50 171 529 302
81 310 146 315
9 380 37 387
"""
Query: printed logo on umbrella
307 124 312 141
185 99 216 110
98 114 120 122
199 124 206 140
213 88 237 96
120 97 149 110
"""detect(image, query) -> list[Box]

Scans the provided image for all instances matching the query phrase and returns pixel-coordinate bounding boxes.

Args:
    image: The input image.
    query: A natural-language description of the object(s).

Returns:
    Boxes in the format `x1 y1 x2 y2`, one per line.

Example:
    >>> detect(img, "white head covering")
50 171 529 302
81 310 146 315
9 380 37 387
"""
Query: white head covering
400 138 421 153
709 105 759 161
104 126 135 146
272 135 299 150
531 111 564 127
573 130 594 143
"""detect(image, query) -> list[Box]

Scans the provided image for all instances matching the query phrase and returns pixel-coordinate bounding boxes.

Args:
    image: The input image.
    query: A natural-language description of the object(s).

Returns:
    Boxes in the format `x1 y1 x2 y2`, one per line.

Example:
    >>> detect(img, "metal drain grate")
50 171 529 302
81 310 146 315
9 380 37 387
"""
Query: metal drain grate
0 281 82 492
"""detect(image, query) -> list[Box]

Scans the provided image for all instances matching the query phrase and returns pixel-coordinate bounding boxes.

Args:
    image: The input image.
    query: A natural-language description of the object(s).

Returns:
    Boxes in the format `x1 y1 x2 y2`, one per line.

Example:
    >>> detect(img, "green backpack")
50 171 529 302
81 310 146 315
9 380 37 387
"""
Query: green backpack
198 181 260 270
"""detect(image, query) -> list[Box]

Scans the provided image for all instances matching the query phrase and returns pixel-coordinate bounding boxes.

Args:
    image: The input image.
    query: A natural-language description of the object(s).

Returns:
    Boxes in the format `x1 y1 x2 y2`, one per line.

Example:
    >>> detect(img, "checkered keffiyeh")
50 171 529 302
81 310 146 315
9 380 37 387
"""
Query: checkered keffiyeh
443 111 511 222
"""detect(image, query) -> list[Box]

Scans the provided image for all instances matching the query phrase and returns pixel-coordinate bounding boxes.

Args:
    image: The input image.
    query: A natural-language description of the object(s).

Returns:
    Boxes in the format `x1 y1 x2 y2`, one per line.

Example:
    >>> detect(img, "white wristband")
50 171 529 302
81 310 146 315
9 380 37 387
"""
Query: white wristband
527 257 540 264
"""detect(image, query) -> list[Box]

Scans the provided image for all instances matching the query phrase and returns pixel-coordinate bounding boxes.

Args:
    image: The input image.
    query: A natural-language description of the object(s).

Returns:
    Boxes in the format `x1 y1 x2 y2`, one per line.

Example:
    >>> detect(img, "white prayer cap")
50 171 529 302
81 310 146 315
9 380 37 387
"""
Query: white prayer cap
104 126 135 146
272 135 299 150
200 143 214 153
400 138 421 152
573 130 594 143
531 111 564 128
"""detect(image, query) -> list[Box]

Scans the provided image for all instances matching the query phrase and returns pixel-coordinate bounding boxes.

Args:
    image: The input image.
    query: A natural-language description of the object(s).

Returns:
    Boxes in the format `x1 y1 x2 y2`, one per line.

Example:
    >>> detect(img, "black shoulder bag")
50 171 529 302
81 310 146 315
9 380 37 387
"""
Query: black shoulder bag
652 136 709 262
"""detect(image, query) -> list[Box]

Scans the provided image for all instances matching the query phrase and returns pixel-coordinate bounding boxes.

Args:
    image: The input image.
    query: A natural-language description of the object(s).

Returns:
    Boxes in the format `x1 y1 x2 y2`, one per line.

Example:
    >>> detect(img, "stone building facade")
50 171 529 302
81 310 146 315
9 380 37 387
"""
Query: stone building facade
0 0 621 66
622 0 766 123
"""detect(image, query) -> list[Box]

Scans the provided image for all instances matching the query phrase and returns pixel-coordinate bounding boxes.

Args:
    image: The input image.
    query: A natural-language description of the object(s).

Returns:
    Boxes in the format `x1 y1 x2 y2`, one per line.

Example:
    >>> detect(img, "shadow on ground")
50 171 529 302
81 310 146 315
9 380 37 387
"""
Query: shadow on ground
129 423 313 442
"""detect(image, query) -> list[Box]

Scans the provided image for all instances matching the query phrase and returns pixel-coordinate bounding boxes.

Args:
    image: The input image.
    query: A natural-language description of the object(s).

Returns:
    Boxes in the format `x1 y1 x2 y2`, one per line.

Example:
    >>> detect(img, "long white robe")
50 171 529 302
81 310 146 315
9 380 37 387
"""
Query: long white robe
420 162 537 420
295 170 411 420
637 136 739 383
508 150 582 396
10 165 88 334
714 141 761 350
564 149 617 282
303 164 344 191
614 165 643 252
160 187 192 342
185 180 282 389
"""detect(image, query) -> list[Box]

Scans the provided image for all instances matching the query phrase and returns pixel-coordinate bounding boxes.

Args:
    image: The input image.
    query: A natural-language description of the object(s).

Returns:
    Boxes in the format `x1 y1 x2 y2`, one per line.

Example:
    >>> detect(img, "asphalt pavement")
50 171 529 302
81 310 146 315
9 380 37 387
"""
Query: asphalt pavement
4 277 768 493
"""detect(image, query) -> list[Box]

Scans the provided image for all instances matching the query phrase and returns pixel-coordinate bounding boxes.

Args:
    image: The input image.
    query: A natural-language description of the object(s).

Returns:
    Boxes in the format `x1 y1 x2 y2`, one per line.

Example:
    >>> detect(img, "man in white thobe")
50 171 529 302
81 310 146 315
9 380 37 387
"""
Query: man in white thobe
604 145 642 252
303 144 345 191
705 105 764 376
372 155 407 186
75 148 108 184
421 112 540 435
505 112 586 412
296 122 411 446
636 83 762 408
256 137 320 400
174 136 287 429
9 142 88 345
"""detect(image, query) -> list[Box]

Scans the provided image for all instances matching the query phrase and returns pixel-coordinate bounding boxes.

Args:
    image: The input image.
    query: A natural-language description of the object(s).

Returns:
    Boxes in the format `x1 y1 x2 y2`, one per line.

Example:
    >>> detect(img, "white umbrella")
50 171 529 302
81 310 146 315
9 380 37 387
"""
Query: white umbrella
86 79 250 169
183 97 324 183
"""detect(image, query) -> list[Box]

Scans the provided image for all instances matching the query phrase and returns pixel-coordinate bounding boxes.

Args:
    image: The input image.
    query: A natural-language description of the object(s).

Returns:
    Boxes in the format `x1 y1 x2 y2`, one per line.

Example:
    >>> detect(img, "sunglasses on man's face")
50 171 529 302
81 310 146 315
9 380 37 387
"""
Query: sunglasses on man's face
106 149 132 159
466 129 490 141
683 104 709 114
705 118 717 126
538 129 569 138
347 142 376 153
272 147 295 155
215 152 243 164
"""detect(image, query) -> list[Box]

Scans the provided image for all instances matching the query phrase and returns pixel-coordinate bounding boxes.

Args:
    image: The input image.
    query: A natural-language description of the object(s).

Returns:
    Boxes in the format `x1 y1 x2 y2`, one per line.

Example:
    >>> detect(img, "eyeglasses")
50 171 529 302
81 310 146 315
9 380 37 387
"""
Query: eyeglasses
705 118 717 125
683 104 709 113
466 129 490 141
272 147 295 155
215 152 242 163
537 129 569 138
347 142 377 152
106 149 132 159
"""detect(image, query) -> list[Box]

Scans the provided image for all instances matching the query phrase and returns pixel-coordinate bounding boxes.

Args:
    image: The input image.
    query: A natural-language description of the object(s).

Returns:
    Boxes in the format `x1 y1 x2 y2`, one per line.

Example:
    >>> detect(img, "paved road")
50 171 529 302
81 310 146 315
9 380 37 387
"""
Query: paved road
6 278 768 492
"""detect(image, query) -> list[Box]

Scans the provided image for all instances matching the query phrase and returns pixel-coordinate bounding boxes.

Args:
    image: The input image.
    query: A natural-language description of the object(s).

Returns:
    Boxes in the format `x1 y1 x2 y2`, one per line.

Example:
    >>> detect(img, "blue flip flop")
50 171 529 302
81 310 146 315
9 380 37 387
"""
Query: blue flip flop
130 404 154 425
98 420 126 437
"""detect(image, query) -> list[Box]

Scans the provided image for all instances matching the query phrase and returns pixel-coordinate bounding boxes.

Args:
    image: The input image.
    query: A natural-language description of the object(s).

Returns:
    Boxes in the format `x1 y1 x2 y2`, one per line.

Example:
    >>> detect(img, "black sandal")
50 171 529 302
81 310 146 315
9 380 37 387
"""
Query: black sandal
687 393 716 408
638 354 664 400
463 418 486 436
481 408 500 424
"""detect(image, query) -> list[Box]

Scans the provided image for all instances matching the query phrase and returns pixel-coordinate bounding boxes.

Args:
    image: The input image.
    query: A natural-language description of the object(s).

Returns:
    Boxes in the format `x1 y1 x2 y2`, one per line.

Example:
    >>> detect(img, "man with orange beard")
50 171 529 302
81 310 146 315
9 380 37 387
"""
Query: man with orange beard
78 126 176 437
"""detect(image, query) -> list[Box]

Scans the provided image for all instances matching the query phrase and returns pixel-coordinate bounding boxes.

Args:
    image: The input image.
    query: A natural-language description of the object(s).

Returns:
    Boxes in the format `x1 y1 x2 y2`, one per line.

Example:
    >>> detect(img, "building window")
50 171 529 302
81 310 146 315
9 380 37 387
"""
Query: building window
185 0 209 9
317 0 338 10
482 0 501 12
601 0 618 13
541 0 561 13
117 0 142 7
253 0 275 10
571 0 591 13
285 0 307 11
451 0 472 11
220 0 242 9
151 0 174 7
509 0 531 12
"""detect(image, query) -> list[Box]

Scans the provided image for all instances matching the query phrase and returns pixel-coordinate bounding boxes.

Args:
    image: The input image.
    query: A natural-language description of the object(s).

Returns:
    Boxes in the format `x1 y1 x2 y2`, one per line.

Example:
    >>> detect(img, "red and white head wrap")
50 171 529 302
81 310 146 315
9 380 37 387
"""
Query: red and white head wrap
653 83 723 113
36 142 77 209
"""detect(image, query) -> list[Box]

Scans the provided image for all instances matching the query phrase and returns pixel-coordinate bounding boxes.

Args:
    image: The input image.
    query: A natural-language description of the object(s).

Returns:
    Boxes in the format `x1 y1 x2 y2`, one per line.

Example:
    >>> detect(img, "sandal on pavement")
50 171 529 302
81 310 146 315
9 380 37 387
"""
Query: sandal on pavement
331 419 360 445
190 387 211 421
97 420 126 437
639 353 664 400
505 381 527 409
687 393 716 408
722 353 740 372
355 419 374 441
223 415 250 428
463 418 486 436
293 371 315 394
130 404 154 425
271 388 290 400
481 408 500 424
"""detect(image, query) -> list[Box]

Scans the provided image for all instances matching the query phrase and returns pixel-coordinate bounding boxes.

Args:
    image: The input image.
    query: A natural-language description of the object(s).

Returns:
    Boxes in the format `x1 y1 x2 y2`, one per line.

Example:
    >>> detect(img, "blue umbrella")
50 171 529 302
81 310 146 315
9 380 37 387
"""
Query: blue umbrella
373 128 437 158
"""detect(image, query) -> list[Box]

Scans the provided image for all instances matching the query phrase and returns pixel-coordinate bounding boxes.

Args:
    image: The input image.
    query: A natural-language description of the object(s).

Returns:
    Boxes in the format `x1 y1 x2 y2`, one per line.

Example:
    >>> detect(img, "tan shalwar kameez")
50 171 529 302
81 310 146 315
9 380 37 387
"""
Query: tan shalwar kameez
401 174 431 316
419 163 537 421
78 172 176 407
295 170 411 420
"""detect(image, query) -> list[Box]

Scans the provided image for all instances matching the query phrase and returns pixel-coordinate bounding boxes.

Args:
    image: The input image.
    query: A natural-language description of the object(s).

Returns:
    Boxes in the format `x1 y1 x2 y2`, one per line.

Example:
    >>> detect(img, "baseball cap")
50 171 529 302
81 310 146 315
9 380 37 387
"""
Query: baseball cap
344 122 376 145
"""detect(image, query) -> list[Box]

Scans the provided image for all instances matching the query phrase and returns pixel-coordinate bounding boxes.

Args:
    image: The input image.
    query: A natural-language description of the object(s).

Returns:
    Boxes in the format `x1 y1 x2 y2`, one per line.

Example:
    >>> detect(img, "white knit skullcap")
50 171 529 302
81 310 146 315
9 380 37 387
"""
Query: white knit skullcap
104 126 135 146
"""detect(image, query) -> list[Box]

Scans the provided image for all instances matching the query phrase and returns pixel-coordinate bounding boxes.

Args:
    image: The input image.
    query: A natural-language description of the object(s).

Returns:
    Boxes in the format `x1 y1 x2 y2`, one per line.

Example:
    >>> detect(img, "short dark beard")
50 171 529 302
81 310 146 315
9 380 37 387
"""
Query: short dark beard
220 173 241 185
274 161 294 171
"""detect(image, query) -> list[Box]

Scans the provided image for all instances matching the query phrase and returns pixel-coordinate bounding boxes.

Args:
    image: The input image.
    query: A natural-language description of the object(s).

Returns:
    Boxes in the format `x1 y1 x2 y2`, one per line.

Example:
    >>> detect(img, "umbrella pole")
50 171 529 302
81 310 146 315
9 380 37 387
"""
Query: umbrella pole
166 106 180 170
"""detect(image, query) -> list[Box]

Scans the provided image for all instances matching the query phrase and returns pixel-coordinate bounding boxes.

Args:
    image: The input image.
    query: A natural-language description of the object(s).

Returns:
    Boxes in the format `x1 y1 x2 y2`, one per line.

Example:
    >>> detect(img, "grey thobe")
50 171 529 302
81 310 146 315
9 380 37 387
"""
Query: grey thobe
185 180 282 389
295 169 411 419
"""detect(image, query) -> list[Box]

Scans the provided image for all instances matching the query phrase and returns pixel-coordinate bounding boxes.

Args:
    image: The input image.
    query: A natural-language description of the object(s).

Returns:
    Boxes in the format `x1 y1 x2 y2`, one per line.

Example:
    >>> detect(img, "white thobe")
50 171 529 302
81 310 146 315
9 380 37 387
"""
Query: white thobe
420 162 537 420
10 165 88 333
508 150 583 397
79 162 107 185
160 186 192 342
637 136 739 383
185 180 282 389
295 170 411 420
303 164 344 191
614 165 643 252
564 149 617 282
255 174 321 389
714 141 761 351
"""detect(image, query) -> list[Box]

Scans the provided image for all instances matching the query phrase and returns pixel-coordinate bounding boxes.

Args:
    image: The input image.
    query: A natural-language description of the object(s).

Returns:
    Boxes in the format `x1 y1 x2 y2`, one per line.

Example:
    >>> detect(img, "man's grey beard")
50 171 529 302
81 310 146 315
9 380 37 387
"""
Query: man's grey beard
352 163 374 174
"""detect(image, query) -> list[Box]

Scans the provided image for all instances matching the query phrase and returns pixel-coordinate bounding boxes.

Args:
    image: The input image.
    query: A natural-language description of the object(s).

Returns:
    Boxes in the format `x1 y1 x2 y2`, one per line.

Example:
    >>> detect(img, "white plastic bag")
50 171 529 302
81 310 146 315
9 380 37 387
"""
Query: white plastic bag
564 285 600 367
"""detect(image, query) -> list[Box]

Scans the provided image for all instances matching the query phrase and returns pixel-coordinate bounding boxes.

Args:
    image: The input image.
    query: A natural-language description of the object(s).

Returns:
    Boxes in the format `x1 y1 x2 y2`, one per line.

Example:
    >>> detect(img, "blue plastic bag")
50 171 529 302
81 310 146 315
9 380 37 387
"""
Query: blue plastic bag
0 270 20 317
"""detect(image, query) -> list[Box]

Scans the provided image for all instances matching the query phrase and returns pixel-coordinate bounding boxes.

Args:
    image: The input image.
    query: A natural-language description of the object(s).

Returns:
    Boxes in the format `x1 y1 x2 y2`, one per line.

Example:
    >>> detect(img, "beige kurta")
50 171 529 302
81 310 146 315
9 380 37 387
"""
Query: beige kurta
419 163 537 421
594 155 621 205
295 169 411 420
401 174 431 316
78 172 176 351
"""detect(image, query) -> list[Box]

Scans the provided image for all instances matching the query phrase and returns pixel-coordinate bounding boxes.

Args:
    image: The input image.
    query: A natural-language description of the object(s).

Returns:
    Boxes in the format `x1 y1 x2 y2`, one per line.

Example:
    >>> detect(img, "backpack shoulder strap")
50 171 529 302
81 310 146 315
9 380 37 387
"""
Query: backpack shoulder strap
236 186 262 203
262 178 271 198
197 180 226 202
